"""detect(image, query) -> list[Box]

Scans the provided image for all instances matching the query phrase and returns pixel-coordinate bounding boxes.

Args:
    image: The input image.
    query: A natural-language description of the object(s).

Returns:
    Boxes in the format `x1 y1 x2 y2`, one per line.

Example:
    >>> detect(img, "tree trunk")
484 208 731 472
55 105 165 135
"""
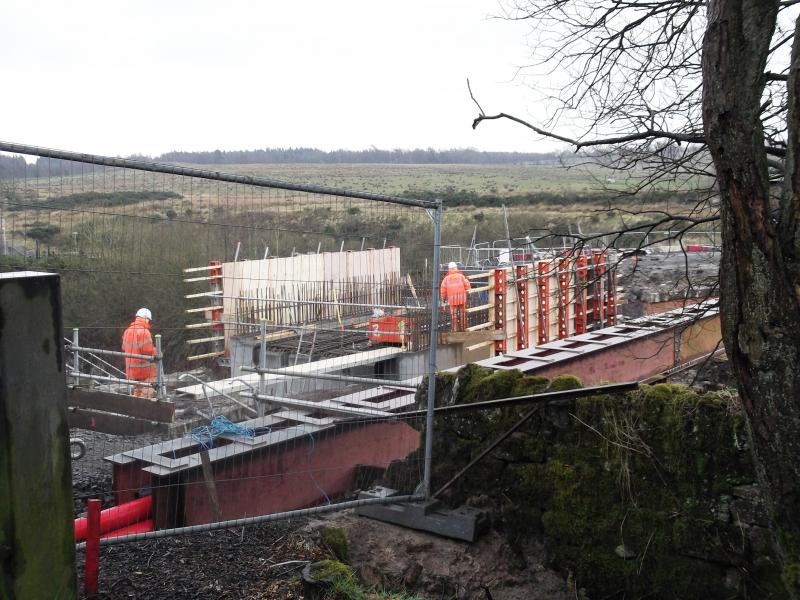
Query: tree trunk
703 0 800 592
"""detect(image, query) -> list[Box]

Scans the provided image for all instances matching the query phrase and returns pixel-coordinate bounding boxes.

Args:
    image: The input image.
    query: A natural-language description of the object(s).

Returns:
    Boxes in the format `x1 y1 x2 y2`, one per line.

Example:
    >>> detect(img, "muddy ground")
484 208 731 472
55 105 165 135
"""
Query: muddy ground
78 511 570 600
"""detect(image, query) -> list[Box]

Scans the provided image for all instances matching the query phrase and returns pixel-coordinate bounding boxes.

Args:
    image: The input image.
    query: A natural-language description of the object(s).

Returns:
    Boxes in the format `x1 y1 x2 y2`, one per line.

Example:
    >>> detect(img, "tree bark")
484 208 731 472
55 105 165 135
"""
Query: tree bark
703 0 800 591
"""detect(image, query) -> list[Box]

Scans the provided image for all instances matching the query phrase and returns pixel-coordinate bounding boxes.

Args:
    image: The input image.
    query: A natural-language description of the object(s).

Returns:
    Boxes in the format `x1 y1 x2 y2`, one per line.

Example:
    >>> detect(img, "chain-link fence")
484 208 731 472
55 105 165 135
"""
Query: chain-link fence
0 142 442 561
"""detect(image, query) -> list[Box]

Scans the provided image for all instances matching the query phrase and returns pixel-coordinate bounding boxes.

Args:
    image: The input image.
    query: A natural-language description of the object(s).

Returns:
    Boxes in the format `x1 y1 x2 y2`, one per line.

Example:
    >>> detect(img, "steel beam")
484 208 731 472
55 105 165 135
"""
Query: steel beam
0 141 435 209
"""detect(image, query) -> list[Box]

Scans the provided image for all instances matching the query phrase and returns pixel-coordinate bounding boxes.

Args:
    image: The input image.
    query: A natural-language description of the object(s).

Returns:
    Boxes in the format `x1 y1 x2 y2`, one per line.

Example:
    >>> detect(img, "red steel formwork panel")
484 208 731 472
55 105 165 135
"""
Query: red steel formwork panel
494 269 507 354
574 255 589 334
606 267 617 326
591 250 606 325
516 265 529 350
208 260 224 351
537 262 550 345
557 258 570 339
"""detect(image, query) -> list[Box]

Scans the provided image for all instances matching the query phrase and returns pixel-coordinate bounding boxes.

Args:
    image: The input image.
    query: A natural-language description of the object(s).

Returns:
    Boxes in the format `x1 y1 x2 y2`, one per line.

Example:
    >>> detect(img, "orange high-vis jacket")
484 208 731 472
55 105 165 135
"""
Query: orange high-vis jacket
122 316 157 381
440 268 471 306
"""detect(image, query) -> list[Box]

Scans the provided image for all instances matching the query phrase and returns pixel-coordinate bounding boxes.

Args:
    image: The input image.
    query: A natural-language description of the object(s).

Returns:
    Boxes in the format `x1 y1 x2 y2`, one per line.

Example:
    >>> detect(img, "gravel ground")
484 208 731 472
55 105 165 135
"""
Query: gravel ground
669 355 735 392
617 251 720 318
71 428 169 516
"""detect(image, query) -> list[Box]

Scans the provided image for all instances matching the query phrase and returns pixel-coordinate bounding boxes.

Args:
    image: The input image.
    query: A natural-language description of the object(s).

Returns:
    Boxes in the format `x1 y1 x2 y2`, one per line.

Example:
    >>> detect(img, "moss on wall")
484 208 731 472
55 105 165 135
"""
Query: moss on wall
421 366 782 599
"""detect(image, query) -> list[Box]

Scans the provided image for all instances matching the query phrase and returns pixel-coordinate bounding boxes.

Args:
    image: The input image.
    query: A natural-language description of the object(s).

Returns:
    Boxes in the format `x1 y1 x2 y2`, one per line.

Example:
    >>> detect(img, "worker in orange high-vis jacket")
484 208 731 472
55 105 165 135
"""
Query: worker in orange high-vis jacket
122 308 157 398
440 262 472 332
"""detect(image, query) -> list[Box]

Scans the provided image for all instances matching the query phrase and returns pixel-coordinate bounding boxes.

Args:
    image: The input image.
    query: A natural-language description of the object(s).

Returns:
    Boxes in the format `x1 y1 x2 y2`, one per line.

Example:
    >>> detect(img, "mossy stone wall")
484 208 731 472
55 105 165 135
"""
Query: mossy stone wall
411 365 782 598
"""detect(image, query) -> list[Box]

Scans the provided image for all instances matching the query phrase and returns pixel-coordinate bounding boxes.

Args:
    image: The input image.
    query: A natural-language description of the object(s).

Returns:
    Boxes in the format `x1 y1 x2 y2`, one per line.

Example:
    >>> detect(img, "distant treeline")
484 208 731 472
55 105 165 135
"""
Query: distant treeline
155 148 560 165
0 154 29 178
0 148 563 179
0 156 99 178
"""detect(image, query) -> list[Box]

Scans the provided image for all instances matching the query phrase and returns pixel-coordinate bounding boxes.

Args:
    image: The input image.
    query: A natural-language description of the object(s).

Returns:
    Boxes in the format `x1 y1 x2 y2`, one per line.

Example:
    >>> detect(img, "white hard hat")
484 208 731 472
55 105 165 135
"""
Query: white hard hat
448 262 457 269
136 308 152 321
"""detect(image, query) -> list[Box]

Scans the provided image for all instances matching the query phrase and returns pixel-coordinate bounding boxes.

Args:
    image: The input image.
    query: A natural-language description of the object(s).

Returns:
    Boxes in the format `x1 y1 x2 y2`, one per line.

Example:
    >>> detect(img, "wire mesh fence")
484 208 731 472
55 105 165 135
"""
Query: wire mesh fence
0 142 441 557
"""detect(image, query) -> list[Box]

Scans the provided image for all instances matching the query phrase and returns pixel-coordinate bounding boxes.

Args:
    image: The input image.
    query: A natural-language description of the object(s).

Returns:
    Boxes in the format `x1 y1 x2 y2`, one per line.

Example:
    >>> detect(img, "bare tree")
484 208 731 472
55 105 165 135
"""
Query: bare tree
473 0 800 593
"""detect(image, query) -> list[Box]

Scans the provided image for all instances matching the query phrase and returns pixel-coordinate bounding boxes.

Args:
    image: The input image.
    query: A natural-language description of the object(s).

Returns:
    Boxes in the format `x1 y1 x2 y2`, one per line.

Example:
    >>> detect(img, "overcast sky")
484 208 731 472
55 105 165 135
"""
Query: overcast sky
0 1 565 157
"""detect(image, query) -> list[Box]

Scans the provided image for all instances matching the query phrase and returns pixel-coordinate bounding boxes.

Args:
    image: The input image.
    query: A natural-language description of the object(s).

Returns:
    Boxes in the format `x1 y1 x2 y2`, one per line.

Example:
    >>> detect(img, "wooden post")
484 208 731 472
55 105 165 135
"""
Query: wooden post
0 271 77 599
199 451 223 523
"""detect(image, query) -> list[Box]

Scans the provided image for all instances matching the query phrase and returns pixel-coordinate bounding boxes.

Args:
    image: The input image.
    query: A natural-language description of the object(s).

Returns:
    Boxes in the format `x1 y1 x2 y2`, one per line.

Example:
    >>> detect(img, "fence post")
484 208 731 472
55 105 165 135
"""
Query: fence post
72 326 80 384
423 200 442 499
85 498 101 595
258 319 267 417
0 272 76 598
155 334 167 400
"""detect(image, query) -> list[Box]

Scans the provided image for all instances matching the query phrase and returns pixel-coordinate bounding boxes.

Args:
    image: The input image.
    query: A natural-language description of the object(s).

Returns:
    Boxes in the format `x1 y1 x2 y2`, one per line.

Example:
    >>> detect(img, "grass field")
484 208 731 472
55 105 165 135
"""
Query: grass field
0 159 714 262
188 161 708 197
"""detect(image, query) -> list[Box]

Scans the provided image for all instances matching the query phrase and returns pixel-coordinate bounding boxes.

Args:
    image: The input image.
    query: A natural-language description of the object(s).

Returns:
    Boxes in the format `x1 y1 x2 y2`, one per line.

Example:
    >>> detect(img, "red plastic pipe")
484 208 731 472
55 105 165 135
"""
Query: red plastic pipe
75 496 152 541
84 499 101 595
101 519 154 540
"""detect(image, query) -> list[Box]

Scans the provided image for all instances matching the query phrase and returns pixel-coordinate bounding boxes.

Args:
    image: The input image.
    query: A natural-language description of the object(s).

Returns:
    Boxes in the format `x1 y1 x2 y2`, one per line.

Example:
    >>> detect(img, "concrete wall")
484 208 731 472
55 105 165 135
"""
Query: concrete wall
531 316 721 385
379 346 462 381
643 298 712 315
221 248 401 343
147 421 421 527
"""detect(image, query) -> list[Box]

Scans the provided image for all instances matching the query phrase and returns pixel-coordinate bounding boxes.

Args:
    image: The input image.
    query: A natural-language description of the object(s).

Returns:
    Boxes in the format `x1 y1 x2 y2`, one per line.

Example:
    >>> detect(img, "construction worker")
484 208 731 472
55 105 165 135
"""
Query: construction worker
440 262 471 332
122 308 157 398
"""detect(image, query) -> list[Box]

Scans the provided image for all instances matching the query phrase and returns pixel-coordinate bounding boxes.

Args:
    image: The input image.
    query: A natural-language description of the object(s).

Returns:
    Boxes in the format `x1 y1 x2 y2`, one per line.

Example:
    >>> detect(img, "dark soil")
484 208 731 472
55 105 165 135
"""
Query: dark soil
73 473 114 516
670 356 735 392
78 520 314 599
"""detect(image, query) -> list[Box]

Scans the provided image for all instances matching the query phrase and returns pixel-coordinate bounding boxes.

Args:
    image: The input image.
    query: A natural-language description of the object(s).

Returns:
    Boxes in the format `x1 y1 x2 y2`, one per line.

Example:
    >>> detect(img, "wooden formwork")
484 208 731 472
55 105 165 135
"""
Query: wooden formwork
183 248 402 360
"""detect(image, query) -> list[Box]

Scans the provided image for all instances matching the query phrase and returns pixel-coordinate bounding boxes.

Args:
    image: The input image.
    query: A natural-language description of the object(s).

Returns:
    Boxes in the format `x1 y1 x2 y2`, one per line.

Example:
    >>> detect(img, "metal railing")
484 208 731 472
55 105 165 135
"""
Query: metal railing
65 328 167 400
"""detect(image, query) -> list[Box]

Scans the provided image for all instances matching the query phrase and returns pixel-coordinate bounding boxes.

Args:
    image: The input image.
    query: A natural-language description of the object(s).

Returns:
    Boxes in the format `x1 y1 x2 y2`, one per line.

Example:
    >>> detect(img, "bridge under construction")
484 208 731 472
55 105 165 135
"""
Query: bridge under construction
0 141 722 563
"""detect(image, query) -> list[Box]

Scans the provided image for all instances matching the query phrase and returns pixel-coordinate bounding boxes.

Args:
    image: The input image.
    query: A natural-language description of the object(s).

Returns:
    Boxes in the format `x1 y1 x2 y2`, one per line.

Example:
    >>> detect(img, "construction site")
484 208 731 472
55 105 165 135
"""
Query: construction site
0 142 732 599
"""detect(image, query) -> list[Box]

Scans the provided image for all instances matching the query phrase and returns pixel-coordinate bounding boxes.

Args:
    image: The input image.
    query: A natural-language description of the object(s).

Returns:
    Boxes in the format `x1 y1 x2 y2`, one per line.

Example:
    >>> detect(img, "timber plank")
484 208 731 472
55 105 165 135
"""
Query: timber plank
440 330 505 345
68 388 175 422
67 407 169 436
